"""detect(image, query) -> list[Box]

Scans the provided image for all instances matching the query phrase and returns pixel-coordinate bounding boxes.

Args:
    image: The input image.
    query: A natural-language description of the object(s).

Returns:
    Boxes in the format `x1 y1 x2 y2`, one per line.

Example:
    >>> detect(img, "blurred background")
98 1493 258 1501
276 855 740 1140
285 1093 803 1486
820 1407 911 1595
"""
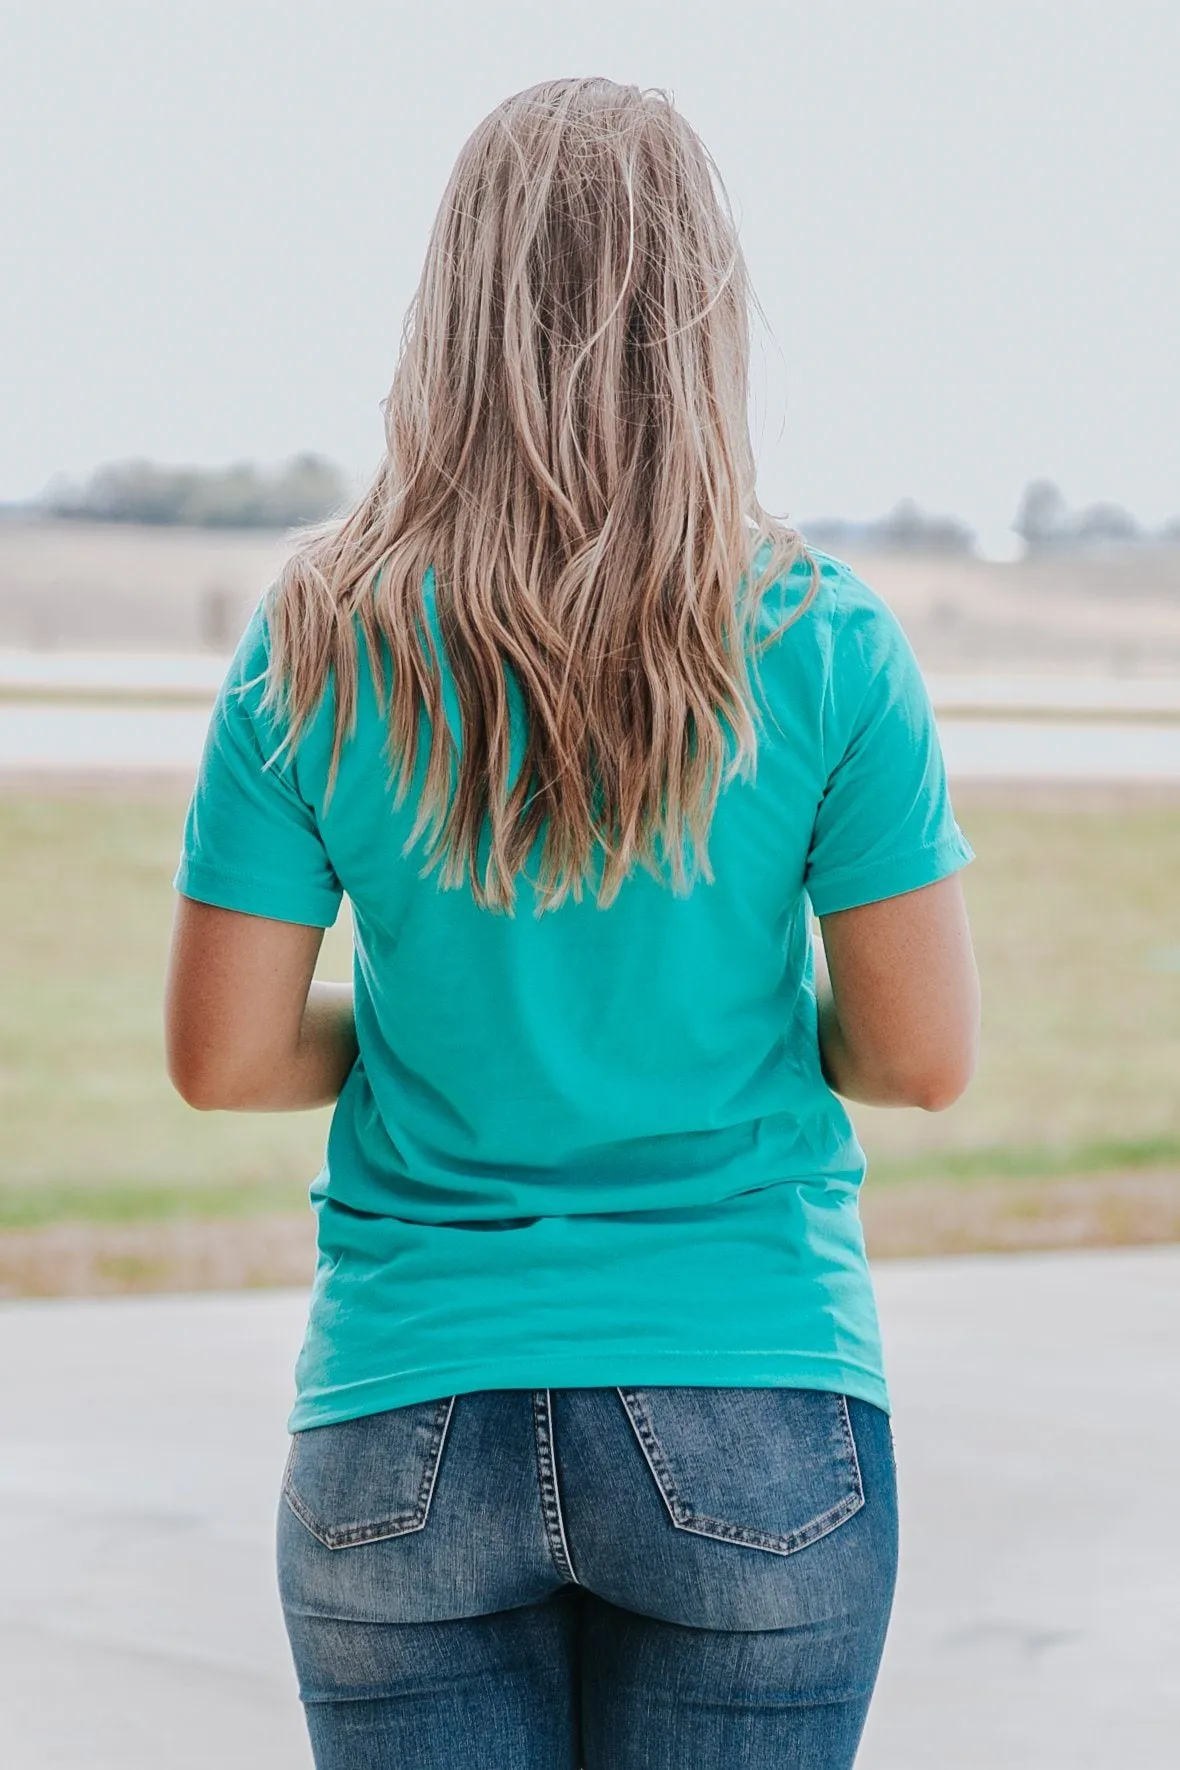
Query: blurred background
1 3 1177 1767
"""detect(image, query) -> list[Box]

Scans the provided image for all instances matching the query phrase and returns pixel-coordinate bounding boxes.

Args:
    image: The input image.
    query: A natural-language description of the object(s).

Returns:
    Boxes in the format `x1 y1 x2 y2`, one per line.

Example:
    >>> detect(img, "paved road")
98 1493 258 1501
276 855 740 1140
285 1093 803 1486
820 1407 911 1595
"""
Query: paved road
6 698 1180 781
5 657 1180 780
1 1248 1177 1769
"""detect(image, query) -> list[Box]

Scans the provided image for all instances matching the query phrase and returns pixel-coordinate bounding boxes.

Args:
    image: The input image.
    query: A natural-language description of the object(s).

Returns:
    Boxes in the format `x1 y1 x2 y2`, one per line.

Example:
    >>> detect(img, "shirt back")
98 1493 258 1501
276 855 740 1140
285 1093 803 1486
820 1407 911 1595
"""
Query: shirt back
176 549 972 1429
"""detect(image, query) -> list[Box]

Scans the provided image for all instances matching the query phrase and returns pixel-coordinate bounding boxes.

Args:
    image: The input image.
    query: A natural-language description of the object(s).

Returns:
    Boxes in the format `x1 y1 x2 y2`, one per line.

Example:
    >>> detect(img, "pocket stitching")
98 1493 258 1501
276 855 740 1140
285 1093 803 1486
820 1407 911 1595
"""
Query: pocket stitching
282 1396 456 1550
617 1387 865 1559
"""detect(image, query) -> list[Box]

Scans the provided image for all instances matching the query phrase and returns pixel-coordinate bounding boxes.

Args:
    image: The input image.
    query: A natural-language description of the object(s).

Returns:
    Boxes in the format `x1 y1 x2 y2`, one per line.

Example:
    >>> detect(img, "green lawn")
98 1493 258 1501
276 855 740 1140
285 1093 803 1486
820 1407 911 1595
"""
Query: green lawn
858 794 1180 1180
0 791 352 1226
2 789 1179 1230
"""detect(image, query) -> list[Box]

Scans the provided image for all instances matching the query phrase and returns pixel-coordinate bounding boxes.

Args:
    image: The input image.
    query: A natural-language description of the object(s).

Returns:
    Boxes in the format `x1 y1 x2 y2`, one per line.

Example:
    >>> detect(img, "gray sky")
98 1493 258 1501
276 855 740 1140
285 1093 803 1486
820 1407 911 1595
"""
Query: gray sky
2 0 1177 554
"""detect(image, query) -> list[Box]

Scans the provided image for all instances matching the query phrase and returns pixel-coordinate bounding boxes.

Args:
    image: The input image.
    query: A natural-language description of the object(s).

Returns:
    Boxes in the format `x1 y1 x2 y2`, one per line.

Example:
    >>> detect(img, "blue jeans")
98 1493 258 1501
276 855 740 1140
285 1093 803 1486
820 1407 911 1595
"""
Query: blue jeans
278 1387 898 1768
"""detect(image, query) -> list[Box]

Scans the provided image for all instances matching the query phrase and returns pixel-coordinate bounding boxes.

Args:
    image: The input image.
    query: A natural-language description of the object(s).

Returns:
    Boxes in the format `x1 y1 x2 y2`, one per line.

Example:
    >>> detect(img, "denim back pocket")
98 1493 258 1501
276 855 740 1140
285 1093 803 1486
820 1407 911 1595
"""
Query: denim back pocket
617 1386 864 1557
282 1397 455 1550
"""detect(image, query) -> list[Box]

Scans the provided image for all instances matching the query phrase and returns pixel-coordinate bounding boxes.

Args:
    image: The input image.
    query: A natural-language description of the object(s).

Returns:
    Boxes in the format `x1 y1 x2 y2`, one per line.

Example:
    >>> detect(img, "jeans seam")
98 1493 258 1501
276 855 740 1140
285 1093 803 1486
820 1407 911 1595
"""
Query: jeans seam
531 1388 579 1585
837 1393 866 1504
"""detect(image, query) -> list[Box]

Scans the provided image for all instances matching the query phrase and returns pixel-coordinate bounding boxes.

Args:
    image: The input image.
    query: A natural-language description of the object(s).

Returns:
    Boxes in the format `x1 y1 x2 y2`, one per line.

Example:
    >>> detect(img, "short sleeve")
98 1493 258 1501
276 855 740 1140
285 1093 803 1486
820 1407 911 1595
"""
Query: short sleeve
173 601 344 928
804 572 974 916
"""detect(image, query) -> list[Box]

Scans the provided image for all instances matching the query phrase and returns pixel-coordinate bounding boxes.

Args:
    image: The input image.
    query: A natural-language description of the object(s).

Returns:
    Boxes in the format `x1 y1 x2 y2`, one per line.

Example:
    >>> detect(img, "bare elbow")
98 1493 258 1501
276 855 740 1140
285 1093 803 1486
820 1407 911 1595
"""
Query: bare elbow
167 1054 228 1112
902 1049 977 1113
908 1072 970 1113
166 1044 257 1113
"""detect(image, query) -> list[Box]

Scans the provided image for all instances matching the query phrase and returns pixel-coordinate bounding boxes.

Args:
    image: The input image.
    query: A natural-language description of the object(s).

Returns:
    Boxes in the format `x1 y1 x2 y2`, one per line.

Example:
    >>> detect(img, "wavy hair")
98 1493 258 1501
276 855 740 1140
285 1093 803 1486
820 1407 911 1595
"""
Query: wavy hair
265 77 814 910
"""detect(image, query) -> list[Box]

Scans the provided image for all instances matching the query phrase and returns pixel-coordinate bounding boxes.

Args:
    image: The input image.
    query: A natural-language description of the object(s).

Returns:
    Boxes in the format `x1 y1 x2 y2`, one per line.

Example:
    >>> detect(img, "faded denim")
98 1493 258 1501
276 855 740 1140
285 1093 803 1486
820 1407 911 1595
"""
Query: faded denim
278 1386 898 1768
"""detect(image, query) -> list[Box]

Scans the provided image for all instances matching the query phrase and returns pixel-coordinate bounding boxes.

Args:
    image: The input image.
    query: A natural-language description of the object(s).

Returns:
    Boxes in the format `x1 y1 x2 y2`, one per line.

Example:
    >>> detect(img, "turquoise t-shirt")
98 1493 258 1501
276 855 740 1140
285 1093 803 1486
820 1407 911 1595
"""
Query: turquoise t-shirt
175 550 973 1430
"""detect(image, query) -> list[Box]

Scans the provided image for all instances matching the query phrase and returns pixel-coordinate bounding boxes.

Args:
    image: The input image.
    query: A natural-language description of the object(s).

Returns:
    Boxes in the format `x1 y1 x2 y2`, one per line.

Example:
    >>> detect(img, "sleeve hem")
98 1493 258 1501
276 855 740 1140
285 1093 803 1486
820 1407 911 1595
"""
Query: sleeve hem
807 834 975 917
173 856 342 929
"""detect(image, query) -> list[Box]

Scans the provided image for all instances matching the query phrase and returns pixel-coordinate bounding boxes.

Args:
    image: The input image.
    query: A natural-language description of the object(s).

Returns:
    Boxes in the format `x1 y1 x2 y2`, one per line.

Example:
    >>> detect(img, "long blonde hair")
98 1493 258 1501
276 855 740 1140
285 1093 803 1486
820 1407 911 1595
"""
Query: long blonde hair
266 77 813 910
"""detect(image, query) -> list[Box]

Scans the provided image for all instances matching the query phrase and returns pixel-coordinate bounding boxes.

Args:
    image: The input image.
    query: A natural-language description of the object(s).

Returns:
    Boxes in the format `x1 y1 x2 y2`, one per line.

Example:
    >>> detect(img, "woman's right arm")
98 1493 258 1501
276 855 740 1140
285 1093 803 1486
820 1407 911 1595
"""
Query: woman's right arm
816 873 980 1111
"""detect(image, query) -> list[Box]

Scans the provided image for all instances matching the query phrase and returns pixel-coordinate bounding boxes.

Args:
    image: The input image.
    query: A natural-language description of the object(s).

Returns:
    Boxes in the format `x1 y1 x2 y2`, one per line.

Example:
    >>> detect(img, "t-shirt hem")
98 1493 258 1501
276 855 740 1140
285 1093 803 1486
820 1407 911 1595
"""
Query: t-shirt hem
806 832 974 917
173 856 342 929
287 1350 891 1433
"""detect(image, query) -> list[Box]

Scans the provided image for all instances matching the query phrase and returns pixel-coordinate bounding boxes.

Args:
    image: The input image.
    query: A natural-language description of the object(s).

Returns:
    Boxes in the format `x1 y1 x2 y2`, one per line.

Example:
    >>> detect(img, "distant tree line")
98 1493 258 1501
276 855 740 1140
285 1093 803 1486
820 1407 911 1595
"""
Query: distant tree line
43 454 346 529
805 483 1180 557
1012 480 1180 552
802 499 975 556
37 455 1179 554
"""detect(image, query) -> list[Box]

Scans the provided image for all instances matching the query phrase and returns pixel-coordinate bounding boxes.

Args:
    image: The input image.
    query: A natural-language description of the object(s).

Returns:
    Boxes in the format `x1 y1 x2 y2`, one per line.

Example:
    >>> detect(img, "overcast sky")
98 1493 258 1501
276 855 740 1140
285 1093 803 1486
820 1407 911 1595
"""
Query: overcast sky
2 0 1177 554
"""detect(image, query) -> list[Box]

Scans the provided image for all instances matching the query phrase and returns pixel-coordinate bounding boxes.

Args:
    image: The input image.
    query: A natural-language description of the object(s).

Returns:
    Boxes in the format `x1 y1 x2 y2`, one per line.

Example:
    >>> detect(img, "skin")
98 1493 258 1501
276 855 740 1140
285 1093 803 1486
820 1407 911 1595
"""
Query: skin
816 873 980 1111
165 873 978 1116
164 900 357 1113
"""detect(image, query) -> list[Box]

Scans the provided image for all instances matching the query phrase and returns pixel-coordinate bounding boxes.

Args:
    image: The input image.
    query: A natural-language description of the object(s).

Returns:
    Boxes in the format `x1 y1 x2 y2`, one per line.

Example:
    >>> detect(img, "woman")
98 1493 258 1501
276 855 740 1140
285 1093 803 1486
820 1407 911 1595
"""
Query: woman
165 78 978 1770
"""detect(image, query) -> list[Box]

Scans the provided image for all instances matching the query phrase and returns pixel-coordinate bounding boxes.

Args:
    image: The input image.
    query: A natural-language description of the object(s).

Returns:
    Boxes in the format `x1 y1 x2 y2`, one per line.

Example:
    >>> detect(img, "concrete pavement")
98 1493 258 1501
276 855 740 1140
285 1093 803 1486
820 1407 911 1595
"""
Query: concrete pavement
8 698 1180 780
1 1247 1177 1769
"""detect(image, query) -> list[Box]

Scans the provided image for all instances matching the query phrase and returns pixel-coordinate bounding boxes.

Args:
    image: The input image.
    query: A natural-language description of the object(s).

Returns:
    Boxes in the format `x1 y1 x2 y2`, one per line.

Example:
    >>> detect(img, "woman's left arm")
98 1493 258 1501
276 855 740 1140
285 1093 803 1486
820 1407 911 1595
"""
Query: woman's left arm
164 896 358 1112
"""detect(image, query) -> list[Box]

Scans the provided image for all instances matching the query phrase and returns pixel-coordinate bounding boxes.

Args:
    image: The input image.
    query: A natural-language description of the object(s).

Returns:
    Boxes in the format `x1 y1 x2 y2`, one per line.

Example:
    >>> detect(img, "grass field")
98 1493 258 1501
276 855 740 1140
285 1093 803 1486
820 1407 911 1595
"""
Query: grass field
2 786 1178 1288
858 789 1180 1175
0 790 352 1225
